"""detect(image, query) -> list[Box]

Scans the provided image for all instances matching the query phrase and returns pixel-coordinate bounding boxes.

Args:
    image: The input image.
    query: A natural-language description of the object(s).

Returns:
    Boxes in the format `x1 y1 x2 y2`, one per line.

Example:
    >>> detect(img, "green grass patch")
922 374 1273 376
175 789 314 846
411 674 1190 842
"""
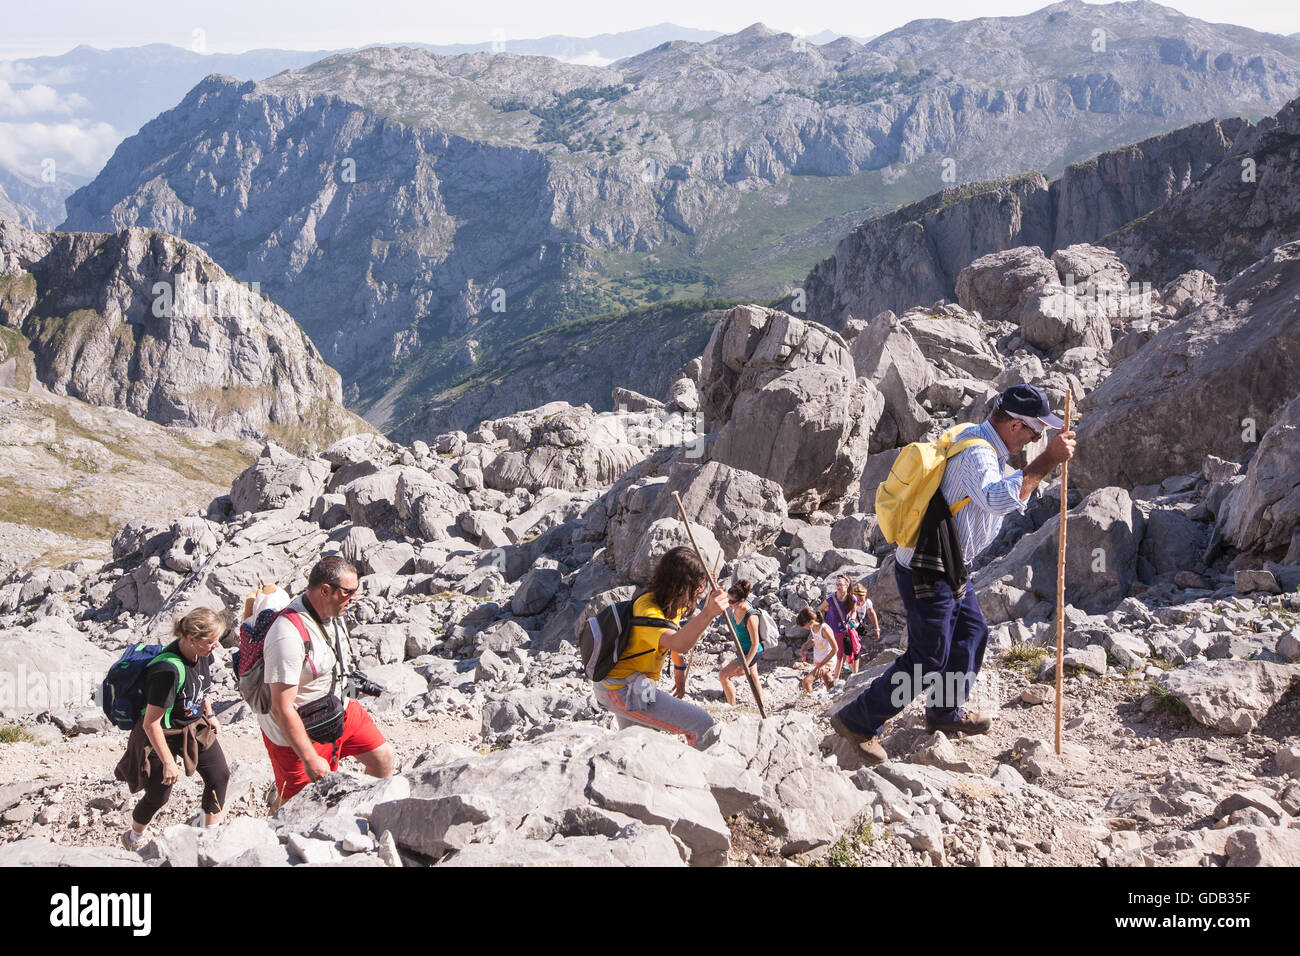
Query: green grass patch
1147 680 1193 723
1002 643 1048 674
0 486 117 541
823 820 888 867
0 724 38 744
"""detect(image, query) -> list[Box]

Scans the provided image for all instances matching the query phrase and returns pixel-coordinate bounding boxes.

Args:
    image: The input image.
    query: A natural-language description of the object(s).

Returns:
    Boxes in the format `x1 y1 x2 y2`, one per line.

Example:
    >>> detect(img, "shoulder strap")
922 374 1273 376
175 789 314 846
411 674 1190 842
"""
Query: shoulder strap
146 652 186 729
275 608 321 681
942 433 993 515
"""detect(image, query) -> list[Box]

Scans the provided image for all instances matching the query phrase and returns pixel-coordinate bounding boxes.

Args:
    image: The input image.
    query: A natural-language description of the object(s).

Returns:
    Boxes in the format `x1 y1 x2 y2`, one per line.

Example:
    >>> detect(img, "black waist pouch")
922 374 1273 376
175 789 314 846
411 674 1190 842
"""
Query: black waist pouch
297 693 345 744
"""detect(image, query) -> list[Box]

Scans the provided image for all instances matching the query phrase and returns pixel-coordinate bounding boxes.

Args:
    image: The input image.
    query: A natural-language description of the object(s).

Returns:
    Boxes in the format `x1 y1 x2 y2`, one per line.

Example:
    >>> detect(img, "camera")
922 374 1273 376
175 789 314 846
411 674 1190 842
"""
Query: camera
348 670 385 698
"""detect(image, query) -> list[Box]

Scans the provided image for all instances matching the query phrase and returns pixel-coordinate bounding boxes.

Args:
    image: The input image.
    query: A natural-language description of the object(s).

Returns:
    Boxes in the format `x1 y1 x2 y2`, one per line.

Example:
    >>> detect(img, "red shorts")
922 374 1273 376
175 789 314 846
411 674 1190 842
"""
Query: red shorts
261 699 387 804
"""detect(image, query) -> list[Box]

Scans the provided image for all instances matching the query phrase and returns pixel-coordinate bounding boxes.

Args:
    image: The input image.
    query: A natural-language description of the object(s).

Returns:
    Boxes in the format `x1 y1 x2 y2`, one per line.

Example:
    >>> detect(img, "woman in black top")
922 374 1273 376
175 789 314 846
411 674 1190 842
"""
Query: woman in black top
121 607 230 850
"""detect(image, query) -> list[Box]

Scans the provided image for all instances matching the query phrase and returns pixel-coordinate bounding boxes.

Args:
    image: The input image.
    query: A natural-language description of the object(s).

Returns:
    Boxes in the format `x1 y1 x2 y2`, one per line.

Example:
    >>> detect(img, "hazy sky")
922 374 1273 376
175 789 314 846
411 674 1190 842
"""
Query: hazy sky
3 0 1299 58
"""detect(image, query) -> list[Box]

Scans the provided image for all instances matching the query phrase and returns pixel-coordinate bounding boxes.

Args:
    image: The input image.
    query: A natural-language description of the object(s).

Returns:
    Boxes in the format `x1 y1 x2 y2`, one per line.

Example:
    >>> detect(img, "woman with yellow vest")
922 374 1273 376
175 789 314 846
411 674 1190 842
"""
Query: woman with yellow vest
591 546 728 749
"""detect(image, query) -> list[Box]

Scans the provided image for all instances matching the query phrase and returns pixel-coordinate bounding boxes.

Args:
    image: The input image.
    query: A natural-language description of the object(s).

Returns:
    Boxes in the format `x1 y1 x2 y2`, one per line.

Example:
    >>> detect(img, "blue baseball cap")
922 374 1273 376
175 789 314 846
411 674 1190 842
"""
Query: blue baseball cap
997 384 1065 431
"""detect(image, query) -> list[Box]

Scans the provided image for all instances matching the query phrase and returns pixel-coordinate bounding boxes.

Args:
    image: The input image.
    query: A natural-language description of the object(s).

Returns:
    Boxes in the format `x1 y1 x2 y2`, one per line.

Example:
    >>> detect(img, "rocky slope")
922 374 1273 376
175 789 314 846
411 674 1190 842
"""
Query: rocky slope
59 4 1300 431
1 244 1297 864
1106 96 1300 284
799 113 1247 328
0 218 367 449
0 383 255 575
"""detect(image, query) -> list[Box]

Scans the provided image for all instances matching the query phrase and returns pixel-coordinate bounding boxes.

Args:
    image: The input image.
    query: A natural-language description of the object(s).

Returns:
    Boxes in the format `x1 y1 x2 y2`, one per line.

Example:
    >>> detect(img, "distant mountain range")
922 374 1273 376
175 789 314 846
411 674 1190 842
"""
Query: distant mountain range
0 23 738 226
53 1 1300 434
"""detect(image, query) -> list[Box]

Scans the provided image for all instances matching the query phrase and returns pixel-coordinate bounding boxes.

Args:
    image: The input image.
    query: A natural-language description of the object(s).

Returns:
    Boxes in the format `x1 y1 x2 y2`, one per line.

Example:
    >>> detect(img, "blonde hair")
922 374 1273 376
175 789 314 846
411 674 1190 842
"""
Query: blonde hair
173 607 224 644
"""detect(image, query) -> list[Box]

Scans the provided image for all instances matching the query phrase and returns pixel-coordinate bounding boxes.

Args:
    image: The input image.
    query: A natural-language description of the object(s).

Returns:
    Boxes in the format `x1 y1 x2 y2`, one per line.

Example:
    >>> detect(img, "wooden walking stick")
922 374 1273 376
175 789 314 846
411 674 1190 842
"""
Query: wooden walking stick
672 492 767 718
1054 390 1073 755
681 551 722 680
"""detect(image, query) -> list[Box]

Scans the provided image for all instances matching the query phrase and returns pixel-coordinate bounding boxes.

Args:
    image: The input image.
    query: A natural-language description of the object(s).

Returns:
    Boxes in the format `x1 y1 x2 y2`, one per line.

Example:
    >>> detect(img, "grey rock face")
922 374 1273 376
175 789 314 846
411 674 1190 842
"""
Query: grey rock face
1073 241 1300 492
973 487 1144 622
230 444 332 515
803 113 1240 331
1108 97 1300 285
700 305 872 511
1213 394 1300 559
0 219 362 448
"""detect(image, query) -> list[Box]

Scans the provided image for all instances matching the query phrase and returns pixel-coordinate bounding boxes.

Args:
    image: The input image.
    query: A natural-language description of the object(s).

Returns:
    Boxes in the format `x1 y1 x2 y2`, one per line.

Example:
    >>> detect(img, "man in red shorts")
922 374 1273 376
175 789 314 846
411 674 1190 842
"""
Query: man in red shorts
258 555 393 806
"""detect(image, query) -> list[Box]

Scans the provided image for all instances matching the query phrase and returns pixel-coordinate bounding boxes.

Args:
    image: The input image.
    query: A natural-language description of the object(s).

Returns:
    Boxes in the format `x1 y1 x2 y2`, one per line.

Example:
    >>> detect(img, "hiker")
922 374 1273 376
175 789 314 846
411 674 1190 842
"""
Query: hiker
853 583 881 650
116 607 229 850
718 579 766 711
831 384 1075 763
797 608 837 692
592 546 728 749
820 574 859 682
258 556 394 806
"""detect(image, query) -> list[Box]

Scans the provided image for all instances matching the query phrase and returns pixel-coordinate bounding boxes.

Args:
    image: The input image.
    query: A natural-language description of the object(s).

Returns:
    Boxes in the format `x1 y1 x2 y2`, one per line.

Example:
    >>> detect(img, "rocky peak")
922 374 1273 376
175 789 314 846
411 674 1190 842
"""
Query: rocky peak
0 217 366 450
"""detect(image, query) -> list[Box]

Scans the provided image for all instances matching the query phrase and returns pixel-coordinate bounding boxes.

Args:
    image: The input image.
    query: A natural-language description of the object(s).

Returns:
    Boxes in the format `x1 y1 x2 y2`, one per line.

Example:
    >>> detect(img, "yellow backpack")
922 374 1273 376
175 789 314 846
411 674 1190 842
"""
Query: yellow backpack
875 424 992 548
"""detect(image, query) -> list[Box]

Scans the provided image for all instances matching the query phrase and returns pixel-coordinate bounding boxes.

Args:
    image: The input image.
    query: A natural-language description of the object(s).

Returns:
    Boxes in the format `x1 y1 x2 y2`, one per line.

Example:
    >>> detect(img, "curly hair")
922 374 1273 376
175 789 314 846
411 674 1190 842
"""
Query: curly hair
649 546 709 618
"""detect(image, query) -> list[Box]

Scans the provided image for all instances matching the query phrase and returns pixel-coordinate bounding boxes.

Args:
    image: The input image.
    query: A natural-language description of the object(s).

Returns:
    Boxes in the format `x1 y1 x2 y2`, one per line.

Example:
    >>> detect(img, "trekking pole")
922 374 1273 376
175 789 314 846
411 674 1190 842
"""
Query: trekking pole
1054 390 1072 755
672 492 767 718
681 551 721 680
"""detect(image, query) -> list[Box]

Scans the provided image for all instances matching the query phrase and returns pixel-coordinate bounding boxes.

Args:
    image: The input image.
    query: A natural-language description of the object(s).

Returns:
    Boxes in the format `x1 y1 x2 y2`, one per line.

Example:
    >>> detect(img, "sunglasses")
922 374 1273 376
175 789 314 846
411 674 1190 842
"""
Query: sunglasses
1016 420 1044 441
333 585 358 598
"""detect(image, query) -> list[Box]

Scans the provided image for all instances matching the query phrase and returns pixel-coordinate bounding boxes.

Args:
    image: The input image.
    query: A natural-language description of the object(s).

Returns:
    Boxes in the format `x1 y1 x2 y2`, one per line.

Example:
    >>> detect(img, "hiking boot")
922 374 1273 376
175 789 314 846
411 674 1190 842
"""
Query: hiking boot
121 827 148 851
829 713 888 765
925 712 992 736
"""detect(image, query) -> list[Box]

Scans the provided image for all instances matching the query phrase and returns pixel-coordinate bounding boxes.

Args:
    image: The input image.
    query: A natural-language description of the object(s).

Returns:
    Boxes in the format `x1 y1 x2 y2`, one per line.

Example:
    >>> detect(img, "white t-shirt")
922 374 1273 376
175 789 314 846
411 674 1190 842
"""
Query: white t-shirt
811 624 836 666
255 593 352 748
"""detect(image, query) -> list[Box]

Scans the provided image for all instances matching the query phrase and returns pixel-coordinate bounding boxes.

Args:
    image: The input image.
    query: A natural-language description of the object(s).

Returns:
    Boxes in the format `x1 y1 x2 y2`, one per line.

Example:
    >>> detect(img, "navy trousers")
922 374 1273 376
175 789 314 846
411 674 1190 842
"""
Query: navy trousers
838 563 989 736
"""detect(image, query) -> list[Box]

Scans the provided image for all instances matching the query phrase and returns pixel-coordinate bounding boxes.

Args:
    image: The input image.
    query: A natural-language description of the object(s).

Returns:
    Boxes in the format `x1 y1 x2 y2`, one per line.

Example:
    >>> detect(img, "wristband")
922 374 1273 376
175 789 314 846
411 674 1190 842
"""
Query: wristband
674 664 686 671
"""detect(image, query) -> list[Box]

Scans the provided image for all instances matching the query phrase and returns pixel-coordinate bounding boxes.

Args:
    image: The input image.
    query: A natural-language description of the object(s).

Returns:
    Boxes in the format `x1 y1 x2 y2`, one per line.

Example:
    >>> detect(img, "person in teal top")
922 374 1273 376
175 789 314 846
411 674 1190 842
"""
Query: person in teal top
719 579 766 712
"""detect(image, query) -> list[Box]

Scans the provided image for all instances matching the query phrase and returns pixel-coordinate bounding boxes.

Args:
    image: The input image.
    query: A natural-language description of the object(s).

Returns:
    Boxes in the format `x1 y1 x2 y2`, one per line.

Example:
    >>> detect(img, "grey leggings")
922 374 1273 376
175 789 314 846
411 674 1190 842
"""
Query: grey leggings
593 680 716 750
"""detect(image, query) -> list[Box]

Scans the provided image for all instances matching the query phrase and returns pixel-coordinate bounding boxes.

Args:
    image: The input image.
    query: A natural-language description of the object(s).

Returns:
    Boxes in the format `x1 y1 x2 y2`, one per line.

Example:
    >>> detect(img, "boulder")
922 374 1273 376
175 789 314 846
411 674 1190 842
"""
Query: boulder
401 725 733 866
481 689 593 742
1073 242 1300 491
0 617 114 716
850 310 934 446
230 443 330 515
440 823 685 867
900 308 1004 379
955 246 1058 322
1157 659 1300 734
973 487 1143 621
699 305 875 511
1213 394 1300 559
705 713 871 855
481 404 644 494
511 565 564 616
627 518 722 587
0 838 144 866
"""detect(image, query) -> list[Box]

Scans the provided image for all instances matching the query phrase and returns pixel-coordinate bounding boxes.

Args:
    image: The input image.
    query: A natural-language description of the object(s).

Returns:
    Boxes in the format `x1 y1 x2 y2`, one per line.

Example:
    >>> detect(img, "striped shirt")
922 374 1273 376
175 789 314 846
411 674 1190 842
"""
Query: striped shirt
896 419 1027 570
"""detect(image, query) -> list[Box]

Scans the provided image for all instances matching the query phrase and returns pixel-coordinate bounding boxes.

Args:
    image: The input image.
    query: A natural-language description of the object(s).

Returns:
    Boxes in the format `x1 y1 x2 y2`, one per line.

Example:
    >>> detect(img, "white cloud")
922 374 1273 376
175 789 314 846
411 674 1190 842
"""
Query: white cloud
0 120 120 178
560 50 614 66
0 80 89 118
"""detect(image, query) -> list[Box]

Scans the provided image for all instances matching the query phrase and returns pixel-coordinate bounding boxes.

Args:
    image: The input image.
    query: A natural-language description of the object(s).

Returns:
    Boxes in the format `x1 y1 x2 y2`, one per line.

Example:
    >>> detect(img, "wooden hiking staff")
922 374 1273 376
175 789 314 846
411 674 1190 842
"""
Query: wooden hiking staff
681 551 721 679
1054 390 1073 755
671 491 767 718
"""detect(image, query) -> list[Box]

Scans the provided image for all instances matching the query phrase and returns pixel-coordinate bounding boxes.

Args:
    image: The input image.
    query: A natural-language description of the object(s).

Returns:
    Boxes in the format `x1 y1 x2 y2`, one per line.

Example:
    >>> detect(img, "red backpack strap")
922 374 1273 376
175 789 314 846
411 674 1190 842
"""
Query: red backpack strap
275 609 317 678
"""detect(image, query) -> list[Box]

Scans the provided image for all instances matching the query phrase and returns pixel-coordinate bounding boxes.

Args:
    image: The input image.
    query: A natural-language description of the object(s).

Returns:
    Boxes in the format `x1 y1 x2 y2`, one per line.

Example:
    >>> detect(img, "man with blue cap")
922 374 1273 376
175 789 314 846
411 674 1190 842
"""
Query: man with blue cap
831 384 1076 763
